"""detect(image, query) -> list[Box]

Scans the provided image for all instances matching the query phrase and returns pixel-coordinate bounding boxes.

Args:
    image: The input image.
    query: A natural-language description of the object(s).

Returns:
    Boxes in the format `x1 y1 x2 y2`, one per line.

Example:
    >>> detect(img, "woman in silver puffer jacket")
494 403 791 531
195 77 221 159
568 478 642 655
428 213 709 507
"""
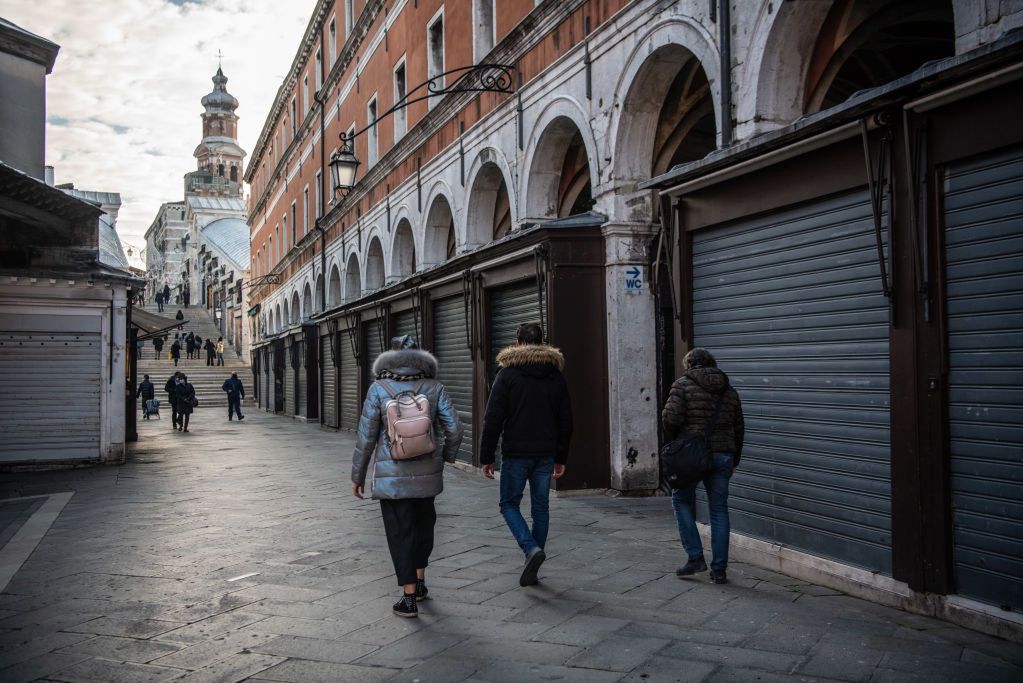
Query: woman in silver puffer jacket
352 335 462 618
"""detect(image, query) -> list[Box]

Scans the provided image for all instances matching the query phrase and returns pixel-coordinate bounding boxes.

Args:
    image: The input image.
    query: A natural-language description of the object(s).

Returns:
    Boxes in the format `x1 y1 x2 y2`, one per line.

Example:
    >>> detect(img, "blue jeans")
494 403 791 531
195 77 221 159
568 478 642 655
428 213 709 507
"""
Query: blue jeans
499 457 554 555
671 452 734 572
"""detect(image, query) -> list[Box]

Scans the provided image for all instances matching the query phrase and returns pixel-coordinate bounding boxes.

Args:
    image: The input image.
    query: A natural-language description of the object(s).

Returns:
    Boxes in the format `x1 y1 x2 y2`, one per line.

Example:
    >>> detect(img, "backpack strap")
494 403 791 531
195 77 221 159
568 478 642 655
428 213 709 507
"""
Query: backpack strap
378 380 399 399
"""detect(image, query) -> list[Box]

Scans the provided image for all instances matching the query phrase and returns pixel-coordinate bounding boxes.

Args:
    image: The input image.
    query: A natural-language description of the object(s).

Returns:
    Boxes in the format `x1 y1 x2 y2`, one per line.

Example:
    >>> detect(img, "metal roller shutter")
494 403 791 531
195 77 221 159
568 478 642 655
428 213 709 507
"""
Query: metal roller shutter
296 340 306 418
488 280 544 471
264 350 273 412
284 342 295 416
944 147 1023 610
433 295 474 463
0 320 102 462
691 188 892 574
339 328 360 429
321 335 337 427
362 319 386 396
393 310 418 343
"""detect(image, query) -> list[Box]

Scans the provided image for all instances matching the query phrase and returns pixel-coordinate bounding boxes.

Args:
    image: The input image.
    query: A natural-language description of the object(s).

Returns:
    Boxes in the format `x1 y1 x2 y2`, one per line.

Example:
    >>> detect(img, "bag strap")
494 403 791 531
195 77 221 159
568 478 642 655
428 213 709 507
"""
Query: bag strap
378 380 398 399
703 390 728 443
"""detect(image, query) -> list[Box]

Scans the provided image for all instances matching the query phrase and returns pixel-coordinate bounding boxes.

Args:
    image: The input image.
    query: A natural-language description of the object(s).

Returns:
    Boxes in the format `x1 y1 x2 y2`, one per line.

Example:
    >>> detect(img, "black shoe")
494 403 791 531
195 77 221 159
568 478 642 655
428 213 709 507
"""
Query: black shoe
710 569 729 584
238 415 245 420
676 558 708 577
415 579 429 600
520 547 546 587
393 593 418 618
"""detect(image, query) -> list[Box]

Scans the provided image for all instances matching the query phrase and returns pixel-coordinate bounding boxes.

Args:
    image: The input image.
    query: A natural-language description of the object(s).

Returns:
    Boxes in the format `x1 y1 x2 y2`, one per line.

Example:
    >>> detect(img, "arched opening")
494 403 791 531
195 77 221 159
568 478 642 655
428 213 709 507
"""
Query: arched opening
423 193 455 267
365 237 385 292
230 166 238 182
282 299 290 329
316 273 325 311
466 161 513 246
217 163 225 177
291 291 301 324
525 117 594 220
391 219 416 279
804 0 955 112
303 283 313 318
345 253 362 301
274 304 282 334
616 44 717 183
328 264 342 307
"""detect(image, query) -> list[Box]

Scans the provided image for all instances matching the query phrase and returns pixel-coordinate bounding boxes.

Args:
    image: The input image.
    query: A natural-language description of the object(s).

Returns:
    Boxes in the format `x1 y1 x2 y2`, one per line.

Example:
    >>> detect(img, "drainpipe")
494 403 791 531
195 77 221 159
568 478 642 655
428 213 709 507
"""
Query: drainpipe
718 0 733 147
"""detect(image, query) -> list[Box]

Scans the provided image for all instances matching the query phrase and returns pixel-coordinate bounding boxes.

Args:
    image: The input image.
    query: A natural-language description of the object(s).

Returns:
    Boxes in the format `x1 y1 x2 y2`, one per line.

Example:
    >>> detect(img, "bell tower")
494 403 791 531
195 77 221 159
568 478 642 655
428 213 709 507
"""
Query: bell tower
187 65 246 197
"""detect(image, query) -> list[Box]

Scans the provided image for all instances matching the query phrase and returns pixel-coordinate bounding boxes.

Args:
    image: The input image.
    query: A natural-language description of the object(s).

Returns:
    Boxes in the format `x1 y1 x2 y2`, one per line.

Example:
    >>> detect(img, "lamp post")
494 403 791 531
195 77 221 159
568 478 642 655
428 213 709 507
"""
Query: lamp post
328 134 360 199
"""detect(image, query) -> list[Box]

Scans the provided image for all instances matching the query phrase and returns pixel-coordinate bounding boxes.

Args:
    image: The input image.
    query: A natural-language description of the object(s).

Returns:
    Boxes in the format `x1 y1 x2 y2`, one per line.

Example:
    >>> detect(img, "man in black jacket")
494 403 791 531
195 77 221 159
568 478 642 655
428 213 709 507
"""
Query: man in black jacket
164 372 182 429
137 374 155 420
481 322 573 587
222 373 245 421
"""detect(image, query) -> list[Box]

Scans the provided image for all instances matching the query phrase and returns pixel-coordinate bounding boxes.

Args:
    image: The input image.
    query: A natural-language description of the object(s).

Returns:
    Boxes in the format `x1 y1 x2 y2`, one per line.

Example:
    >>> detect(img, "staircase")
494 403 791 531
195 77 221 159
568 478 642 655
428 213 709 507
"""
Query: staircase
136 305 252 409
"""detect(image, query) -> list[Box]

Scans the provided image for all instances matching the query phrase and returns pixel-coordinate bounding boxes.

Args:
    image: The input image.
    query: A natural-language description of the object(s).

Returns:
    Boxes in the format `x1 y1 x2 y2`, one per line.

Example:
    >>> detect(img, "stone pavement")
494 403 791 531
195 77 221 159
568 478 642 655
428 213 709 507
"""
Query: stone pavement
0 412 1021 683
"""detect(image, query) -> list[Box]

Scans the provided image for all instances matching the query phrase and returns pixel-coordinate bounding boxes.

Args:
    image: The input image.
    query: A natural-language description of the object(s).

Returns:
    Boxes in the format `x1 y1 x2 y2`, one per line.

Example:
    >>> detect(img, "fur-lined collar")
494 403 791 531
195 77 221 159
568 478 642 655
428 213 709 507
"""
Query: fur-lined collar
497 344 565 371
373 348 438 378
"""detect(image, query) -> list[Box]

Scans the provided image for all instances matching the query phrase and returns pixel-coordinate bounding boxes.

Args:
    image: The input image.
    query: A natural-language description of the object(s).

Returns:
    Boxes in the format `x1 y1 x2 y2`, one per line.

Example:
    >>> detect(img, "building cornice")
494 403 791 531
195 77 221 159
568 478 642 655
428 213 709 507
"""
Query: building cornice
0 19 59 73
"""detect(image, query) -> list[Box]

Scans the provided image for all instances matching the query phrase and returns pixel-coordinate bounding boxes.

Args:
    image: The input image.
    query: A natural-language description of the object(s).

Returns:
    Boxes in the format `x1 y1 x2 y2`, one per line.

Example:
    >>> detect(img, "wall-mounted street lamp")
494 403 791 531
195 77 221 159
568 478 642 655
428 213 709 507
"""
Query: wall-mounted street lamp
328 63 516 200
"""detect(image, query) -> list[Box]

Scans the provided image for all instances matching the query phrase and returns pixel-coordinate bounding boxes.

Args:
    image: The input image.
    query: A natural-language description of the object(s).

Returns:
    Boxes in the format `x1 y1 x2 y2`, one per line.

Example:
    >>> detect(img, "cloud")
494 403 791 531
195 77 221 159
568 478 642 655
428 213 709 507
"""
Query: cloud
0 0 317 258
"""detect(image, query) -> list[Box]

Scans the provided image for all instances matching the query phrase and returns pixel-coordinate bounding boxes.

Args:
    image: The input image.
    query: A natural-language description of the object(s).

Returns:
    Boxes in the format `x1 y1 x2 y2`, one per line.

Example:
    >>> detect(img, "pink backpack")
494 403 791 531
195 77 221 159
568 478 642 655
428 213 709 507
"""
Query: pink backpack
379 380 436 460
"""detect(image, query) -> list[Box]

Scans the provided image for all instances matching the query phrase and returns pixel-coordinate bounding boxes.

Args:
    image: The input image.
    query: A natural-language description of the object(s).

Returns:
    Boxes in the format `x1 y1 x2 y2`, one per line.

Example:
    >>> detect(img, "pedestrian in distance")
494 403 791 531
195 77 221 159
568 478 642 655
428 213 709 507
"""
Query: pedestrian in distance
155 290 164 312
176 373 197 432
137 374 155 420
170 339 181 367
222 372 245 421
183 285 191 307
153 335 164 360
480 322 573 587
165 371 181 428
661 347 744 585
216 337 225 366
175 309 184 321
163 283 171 303
186 332 195 360
135 338 143 360
204 338 216 366
352 335 462 618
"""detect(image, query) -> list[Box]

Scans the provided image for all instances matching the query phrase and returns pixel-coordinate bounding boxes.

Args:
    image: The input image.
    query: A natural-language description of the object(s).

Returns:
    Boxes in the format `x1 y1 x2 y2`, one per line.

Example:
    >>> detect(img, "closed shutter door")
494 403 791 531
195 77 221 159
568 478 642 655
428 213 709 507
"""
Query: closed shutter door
284 342 295 416
0 318 102 462
296 340 306 418
362 319 386 397
320 335 337 427
433 295 474 463
340 328 360 429
264 350 273 412
488 280 544 470
691 188 892 574
944 147 1023 611
393 310 418 343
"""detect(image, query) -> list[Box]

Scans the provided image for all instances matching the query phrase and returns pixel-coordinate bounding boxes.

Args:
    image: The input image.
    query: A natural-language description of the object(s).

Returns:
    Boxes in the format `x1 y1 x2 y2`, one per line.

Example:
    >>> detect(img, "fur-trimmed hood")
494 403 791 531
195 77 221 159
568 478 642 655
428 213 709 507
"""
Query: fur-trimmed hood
373 348 439 378
497 344 565 372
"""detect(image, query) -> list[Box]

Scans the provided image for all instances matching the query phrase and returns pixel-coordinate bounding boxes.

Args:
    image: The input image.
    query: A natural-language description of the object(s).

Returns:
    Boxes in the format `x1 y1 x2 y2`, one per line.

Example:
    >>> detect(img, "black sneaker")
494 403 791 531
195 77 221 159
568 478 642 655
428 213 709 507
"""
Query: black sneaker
710 569 729 584
415 579 429 600
238 415 245 421
393 593 418 618
676 558 708 577
520 547 546 587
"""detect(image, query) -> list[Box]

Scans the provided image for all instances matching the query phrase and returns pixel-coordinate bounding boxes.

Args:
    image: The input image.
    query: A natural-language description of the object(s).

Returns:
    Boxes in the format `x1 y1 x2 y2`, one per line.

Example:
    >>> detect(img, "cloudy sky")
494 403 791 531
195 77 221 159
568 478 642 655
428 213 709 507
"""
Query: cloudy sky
0 0 317 267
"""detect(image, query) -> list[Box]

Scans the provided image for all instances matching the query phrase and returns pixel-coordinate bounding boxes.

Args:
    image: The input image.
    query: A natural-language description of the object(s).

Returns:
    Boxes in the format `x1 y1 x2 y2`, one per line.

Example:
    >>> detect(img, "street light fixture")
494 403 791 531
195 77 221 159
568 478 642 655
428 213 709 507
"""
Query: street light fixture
329 134 360 198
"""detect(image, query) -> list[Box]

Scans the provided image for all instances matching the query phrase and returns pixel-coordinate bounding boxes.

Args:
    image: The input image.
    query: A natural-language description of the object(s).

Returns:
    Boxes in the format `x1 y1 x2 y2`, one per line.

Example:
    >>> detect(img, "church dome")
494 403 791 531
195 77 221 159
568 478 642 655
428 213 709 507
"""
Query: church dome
201 67 239 112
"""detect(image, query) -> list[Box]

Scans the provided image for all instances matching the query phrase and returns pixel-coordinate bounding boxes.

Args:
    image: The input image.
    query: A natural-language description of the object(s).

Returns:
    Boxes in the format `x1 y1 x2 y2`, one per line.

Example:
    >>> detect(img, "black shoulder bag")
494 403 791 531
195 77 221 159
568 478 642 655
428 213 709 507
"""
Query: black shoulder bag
660 391 726 489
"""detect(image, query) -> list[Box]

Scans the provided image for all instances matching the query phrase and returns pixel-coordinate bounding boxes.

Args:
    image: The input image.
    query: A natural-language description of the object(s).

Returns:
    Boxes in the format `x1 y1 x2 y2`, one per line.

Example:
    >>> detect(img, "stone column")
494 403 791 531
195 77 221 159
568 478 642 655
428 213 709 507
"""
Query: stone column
603 221 661 494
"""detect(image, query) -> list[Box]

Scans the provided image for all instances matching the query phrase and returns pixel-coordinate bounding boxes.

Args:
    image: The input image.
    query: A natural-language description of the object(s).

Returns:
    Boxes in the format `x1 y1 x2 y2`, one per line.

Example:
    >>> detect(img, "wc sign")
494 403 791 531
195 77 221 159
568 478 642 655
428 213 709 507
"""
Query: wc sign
623 266 644 294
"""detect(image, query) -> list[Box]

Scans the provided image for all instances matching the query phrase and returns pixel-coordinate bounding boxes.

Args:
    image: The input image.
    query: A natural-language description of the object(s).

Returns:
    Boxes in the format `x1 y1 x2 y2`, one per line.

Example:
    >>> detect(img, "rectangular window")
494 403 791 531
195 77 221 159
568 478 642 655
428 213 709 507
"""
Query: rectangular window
315 51 322 89
329 17 337 64
315 170 323 217
303 76 309 114
473 0 495 62
345 0 354 37
393 59 407 142
291 202 297 245
367 97 378 167
303 187 310 235
291 99 297 135
427 11 444 110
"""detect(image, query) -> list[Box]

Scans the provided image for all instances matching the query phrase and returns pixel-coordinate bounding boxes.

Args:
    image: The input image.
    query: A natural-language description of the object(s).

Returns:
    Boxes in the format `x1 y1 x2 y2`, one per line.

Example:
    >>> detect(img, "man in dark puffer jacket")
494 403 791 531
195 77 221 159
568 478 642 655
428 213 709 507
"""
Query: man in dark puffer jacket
481 322 573 588
662 347 744 584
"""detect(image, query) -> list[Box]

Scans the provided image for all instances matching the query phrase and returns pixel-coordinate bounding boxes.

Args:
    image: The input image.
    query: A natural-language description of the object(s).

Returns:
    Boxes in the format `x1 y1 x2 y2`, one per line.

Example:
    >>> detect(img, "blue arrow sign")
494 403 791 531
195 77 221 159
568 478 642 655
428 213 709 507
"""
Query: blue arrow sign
627 266 641 278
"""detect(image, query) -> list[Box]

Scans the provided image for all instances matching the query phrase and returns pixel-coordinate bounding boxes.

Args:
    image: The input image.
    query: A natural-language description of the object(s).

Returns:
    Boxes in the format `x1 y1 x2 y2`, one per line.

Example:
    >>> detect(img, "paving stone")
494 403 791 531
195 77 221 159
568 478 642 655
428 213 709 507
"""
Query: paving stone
661 641 802 673
0 631 91 668
619 655 718 683
57 635 183 663
148 627 278 670
383 654 485 682
535 614 632 647
355 631 466 668
449 637 583 665
66 616 185 639
167 652 285 682
255 658 398 682
0 652 90 683
251 634 378 663
473 660 624 683
154 610 267 644
797 642 883 682
876 651 1022 682
568 634 671 672
246 615 350 639
47 656 186 682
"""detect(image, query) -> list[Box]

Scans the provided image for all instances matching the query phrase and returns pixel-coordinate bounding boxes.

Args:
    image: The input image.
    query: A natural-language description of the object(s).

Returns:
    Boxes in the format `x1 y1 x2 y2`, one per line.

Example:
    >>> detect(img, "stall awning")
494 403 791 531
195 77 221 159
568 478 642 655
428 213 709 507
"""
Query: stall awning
131 308 186 341
247 303 261 316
